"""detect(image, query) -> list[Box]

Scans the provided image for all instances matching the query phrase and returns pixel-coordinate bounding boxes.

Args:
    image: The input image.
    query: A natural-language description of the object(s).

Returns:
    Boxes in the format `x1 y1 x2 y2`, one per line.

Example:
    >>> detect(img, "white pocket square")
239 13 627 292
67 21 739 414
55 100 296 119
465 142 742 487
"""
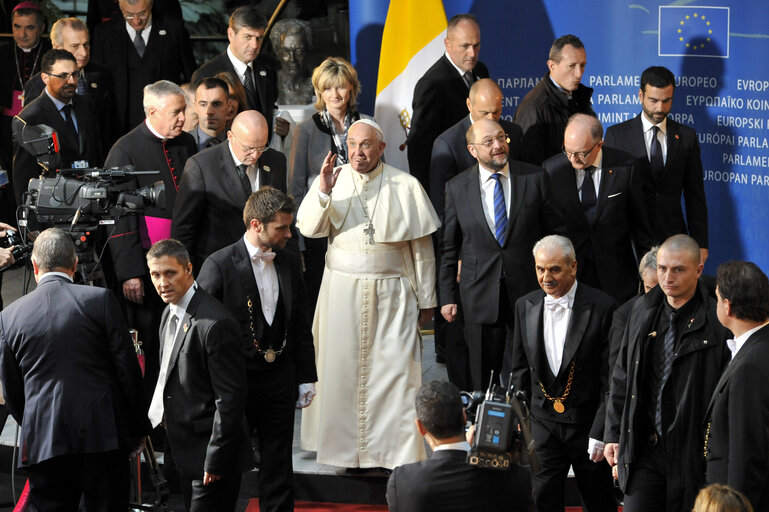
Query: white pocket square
607 192 622 198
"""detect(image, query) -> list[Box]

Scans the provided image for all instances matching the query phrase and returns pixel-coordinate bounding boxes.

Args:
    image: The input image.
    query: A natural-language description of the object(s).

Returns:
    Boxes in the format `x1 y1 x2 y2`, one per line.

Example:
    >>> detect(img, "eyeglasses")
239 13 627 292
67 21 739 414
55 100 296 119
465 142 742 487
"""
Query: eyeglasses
469 134 510 148
46 71 81 81
122 10 150 20
231 133 268 155
563 140 601 160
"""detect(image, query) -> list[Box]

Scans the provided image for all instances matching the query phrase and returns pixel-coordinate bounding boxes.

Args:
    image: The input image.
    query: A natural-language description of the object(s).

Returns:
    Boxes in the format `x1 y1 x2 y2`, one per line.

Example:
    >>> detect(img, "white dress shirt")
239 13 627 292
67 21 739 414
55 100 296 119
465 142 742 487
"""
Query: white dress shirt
478 164 511 236
228 142 260 191
727 321 769 360
641 114 668 165
543 281 578 376
124 21 152 46
227 45 253 87
575 151 603 201
433 440 471 452
37 271 74 284
244 235 279 325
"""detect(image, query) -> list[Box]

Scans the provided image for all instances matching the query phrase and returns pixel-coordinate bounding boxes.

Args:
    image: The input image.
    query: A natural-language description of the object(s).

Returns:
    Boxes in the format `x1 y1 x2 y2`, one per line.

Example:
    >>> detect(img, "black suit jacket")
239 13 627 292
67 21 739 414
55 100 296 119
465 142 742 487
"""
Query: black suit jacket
429 116 523 219
171 142 287 271
23 61 117 149
604 114 708 248
0 275 148 466
407 55 489 191
191 52 278 136
505 284 617 439
105 122 196 281
440 162 565 323
386 449 531 512
159 287 251 477
543 148 654 302
91 14 195 132
705 324 769 512
12 91 104 206
197 239 317 383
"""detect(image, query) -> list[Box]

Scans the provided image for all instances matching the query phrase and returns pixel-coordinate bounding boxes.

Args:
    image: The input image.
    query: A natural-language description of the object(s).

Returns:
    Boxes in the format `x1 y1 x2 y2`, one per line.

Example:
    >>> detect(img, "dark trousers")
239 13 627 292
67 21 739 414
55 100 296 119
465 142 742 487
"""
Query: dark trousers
179 470 242 512
27 450 129 512
464 284 514 390
302 236 326 312
530 418 616 512
622 440 668 512
246 361 296 512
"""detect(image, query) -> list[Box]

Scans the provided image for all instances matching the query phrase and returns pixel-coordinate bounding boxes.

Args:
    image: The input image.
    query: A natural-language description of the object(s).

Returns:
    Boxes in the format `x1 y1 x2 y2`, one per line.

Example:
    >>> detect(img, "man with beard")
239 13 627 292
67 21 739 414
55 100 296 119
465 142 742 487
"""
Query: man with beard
440 118 564 390
604 66 709 264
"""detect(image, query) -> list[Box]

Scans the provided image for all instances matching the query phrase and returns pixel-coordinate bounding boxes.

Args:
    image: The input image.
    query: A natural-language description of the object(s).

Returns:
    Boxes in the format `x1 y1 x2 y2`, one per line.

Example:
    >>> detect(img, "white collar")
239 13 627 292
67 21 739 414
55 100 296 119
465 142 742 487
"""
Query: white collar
444 51 468 78
242 234 274 260
169 281 197 320
227 45 251 74
433 440 471 452
727 320 769 359
124 20 152 39
44 88 71 111
545 280 578 308
37 271 74 284
640 112 667 134
228 141 247 168
145 118 166 140
478 163 510 181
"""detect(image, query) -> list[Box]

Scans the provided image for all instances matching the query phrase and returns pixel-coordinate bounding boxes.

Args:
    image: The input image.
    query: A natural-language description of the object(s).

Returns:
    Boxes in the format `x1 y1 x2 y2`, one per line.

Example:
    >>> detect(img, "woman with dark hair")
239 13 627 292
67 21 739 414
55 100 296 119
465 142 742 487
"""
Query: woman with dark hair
288 57 374 306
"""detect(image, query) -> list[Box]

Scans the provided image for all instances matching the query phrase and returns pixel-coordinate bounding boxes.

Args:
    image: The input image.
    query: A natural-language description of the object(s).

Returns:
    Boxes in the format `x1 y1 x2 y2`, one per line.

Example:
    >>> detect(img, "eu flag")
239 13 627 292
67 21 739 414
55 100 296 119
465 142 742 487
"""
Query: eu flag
658 6 729 58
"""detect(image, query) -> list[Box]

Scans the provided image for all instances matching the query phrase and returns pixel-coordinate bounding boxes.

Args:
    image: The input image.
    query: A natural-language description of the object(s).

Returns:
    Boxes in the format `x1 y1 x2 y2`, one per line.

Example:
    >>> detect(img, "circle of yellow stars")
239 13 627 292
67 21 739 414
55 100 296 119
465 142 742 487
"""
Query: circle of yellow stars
678 12 712 51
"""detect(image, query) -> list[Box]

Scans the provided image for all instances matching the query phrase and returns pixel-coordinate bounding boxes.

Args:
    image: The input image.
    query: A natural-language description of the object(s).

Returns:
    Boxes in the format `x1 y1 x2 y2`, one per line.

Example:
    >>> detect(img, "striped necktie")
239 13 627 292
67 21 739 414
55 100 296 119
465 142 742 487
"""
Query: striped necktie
490 173 508 246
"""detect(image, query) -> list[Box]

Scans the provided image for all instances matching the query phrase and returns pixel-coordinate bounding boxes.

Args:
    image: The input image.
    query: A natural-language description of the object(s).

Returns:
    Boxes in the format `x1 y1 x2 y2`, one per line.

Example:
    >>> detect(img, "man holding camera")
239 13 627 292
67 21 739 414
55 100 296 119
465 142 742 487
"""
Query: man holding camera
386 380 531 512
503 234 617 512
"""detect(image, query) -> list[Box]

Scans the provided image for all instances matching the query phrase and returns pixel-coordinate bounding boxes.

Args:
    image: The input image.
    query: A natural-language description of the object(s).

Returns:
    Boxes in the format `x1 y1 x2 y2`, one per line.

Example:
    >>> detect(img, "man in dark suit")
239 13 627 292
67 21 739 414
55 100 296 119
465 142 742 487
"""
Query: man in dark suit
503 235 617 512
408 13 489 192
91 0 195 133
386 380 531 512
0 227 148 511
604 234 730 512
705 261 769 512
430 78 523 220
146 239 250 511
543 113 654 303
514 34 595 166
604 66 709 264
23 17 116 150
429 78 522 390
172 110 287 272
198 187 317 512
191 7 287 139
13 49 104 206
187 77 229 153
440 118 564 390
106 80 196 397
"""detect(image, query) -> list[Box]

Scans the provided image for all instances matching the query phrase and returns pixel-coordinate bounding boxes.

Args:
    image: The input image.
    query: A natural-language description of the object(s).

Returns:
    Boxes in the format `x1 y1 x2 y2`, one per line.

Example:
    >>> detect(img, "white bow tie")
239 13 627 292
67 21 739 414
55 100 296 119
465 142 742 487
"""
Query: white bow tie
545 296 570 311
251 251 276 263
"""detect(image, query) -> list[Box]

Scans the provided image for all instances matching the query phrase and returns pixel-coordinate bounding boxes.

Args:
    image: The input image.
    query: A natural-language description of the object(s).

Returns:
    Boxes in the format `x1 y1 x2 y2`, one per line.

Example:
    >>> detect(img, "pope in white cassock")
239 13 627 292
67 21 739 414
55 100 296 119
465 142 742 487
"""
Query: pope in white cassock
298 119 440 469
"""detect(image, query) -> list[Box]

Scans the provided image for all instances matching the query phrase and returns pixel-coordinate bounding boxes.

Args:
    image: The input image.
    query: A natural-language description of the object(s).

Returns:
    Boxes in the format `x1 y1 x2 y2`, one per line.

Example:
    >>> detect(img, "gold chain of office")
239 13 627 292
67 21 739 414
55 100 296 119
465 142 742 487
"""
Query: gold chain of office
247 296 287 363
538 360 575 414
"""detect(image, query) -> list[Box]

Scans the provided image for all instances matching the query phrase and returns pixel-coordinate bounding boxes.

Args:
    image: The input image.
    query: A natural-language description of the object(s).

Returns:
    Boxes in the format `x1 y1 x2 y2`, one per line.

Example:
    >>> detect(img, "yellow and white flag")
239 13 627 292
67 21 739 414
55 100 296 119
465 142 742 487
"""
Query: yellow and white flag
374 0 447 172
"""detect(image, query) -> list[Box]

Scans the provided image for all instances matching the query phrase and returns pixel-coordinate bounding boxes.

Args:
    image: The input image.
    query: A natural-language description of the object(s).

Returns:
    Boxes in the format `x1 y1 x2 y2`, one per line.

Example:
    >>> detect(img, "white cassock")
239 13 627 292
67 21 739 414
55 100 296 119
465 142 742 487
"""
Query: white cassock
297 161 440 468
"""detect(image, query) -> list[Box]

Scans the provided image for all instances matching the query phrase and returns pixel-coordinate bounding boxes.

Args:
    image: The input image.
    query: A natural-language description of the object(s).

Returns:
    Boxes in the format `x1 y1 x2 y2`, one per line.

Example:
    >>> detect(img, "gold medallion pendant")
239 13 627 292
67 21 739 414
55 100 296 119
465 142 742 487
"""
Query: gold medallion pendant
553 400 565 413
264 349 276 363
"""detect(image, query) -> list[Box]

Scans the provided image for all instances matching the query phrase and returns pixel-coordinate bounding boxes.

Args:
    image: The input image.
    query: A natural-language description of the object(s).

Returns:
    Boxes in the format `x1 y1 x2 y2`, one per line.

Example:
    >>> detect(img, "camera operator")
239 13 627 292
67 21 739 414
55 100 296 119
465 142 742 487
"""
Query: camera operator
386 380 531 512
0 221 18 311
0 227 149 510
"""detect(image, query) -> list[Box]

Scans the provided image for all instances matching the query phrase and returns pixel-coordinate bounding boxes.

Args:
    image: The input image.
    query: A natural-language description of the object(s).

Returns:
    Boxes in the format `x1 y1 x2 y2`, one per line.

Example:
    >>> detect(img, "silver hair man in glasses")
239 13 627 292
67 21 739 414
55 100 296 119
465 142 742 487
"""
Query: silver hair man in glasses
440 118 566 391
172 110 288 271
542 113 654 303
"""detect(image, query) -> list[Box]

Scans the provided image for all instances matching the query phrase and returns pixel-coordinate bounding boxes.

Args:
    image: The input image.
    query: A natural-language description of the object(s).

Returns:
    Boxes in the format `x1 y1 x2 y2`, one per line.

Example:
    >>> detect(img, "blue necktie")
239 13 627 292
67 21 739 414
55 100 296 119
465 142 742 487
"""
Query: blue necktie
490 173 508 246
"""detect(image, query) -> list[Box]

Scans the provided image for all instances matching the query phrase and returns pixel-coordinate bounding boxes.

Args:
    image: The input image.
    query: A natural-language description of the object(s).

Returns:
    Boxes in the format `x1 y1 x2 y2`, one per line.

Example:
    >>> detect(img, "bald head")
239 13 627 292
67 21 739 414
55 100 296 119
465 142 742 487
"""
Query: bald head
563 113 603 170
466 118 503 145
659 234 701 265
657 234 703 307
228 110 268 166
467 78 503 122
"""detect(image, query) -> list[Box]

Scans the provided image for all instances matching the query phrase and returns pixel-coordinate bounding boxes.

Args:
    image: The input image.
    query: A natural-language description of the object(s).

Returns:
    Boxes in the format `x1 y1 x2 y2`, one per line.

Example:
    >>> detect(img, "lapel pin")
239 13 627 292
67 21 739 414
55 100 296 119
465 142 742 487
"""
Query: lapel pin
263 165 271 172
675 134 680 140
259 70 267 77
648 331 657 338
90 83 98 88
159 29 167 35
608 169 613 174
183 323 189 332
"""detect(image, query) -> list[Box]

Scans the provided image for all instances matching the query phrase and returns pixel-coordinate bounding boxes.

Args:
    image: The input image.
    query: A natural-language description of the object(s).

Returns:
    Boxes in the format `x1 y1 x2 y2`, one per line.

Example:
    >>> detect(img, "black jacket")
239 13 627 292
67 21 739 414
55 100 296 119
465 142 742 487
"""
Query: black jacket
514 72 595 165
605 282 730 512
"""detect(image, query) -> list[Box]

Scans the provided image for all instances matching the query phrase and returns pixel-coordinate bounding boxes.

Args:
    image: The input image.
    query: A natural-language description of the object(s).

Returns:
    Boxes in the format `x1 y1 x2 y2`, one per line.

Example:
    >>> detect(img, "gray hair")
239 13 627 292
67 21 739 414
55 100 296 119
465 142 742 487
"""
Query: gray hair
32 228 76 272
143 80 185 116
566 113 603 141
532 234 576 264
50 18 88 47
639 245 660 276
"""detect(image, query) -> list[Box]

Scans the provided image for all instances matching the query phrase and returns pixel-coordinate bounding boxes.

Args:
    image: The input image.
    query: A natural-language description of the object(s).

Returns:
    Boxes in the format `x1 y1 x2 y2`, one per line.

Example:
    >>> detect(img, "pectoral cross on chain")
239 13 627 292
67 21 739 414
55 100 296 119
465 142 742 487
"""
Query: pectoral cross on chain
364 223 376 245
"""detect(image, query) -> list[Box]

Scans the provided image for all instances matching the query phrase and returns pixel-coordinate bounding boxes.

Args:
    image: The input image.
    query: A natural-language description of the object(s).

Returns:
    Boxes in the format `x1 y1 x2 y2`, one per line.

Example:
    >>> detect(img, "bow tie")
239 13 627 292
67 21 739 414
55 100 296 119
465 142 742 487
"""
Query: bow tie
251 251 276 263
545 296 570 311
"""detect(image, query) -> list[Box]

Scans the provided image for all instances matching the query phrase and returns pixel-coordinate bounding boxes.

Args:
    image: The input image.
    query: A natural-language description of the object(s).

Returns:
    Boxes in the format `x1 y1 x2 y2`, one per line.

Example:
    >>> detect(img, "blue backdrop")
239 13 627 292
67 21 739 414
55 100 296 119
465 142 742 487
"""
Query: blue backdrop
350 1 769 274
